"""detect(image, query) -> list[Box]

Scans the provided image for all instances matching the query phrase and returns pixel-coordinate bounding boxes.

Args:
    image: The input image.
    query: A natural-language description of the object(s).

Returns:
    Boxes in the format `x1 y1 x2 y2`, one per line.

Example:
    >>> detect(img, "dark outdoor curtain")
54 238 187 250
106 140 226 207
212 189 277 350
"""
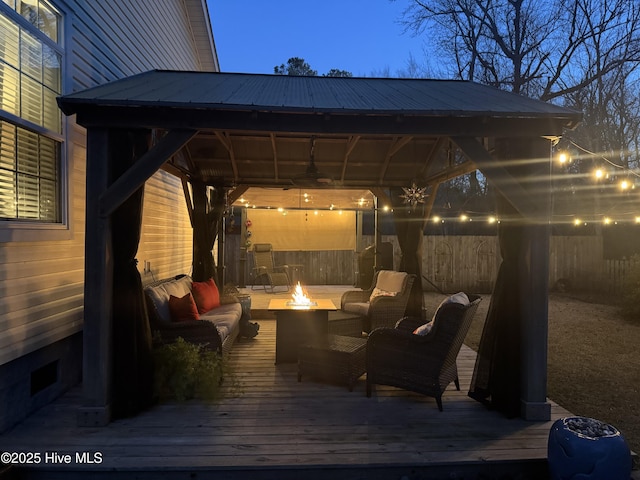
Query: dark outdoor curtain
110 129 155 419
468 191 524 418
389 186 427 317
192 181 226 284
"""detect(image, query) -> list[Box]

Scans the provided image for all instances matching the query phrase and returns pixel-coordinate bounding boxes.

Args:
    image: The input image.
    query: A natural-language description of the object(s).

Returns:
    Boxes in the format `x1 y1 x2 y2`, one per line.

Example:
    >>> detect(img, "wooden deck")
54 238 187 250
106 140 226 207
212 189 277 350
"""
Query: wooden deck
0 286 573 479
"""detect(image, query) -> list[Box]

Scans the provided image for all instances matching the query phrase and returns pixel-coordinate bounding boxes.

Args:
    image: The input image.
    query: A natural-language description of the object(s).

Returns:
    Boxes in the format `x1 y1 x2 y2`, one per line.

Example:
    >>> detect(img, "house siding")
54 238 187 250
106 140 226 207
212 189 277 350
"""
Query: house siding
0 0 213 431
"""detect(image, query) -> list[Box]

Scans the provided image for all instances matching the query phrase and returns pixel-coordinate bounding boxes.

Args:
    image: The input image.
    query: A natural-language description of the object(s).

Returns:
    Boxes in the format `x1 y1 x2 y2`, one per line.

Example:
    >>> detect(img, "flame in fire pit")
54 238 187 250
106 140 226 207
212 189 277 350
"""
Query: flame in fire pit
287 282 317 307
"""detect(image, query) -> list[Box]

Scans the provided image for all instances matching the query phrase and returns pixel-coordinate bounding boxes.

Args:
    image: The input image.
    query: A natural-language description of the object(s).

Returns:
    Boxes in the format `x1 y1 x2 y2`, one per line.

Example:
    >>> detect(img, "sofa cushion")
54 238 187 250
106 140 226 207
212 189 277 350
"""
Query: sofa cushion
375 270 407 294
200 303 242 343
145 276 192 323
192 278 221 314
168 293 200 322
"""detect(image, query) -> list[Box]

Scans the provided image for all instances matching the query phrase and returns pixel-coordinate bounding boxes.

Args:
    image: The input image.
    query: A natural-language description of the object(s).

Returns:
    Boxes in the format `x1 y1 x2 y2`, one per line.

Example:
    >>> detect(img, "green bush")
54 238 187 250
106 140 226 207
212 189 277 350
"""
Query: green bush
620 254 640 321
153 337 240 402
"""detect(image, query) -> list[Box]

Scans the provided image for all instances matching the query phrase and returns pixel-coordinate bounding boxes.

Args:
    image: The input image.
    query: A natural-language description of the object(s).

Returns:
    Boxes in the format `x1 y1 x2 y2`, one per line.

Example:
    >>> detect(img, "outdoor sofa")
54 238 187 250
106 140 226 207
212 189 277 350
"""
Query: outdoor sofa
144 274 242 355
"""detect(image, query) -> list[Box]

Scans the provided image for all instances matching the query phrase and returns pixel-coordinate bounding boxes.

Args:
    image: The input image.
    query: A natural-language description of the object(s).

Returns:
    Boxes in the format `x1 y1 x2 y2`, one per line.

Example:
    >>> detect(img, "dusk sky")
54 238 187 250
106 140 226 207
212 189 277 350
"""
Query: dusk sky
208 0 428 77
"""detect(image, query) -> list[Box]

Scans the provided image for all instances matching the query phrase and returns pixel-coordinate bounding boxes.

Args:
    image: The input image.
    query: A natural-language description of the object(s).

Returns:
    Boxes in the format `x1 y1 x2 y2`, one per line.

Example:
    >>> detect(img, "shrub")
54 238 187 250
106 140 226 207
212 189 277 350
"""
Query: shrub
619 254 640 321
153 337 240 402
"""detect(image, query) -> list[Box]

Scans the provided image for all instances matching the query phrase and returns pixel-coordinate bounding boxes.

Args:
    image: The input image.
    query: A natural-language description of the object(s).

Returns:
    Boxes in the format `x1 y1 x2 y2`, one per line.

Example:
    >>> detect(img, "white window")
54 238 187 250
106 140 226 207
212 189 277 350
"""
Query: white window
0 0 62 223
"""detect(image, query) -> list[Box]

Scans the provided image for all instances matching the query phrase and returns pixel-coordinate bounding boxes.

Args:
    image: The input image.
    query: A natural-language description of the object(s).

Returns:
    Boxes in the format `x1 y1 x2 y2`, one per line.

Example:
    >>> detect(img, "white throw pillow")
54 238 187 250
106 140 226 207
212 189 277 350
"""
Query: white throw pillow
369 287 398 302
431 292 470 322
413 321 433 335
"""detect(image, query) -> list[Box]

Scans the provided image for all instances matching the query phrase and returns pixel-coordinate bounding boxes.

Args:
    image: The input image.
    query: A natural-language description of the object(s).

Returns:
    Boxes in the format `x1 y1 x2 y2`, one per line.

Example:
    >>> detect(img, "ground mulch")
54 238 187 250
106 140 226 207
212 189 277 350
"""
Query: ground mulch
425 291 640 456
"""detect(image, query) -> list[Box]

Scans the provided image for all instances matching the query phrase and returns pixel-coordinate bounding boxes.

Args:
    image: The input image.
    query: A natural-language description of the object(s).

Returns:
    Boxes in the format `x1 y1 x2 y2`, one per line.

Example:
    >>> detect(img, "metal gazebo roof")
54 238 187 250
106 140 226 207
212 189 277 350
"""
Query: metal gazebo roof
58 70 582 190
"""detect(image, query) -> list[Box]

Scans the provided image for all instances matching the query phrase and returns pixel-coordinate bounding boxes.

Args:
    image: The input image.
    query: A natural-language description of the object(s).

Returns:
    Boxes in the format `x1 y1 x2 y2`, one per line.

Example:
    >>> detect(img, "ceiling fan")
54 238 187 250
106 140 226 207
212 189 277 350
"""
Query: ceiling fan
291 136 333 186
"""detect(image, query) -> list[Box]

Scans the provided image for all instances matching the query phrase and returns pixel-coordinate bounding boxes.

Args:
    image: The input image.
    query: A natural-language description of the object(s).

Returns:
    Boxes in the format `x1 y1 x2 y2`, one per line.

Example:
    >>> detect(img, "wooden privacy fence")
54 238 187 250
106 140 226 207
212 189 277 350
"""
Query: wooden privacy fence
222 234 637 293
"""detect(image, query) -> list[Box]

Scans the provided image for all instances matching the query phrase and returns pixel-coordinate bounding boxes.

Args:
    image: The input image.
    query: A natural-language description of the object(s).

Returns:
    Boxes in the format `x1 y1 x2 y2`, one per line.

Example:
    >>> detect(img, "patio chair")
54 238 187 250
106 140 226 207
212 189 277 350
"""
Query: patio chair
251 243 291 293
366 293 481 411
341 270 416 333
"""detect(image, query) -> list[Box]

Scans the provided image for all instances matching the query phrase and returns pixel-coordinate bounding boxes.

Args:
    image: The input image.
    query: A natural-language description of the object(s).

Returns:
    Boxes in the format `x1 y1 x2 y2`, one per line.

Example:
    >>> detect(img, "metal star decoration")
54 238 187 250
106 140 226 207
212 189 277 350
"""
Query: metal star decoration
399 182 428 210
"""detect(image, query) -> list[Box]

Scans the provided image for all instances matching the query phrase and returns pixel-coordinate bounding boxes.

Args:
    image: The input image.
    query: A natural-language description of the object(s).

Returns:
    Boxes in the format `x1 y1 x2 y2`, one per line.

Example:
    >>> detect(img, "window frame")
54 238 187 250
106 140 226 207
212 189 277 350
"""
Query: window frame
0 0 70 242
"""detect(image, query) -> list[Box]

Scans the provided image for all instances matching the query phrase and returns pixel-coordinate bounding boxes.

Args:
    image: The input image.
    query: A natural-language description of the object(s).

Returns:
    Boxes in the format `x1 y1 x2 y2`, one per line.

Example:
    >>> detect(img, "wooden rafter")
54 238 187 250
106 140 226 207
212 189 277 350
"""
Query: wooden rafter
340 135 360 182
422 159 477 187
215 131 239 181
378 136 413 183
418 137 447 178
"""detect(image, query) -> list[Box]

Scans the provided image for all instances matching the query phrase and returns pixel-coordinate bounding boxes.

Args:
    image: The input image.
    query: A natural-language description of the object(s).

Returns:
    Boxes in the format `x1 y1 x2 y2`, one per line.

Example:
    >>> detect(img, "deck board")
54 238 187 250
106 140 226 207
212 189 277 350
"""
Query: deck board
0 286 572 479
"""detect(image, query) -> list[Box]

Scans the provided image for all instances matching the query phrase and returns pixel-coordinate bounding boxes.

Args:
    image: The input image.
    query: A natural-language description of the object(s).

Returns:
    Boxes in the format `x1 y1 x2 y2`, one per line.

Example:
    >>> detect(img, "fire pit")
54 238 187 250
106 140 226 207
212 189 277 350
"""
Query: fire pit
268 287 337 364
286 282 318 308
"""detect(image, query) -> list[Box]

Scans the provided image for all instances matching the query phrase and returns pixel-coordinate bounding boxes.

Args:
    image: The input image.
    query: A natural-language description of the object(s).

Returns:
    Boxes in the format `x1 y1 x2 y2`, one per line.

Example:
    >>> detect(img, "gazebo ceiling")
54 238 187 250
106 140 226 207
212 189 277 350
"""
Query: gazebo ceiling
58 70 582 191
182 132 449 188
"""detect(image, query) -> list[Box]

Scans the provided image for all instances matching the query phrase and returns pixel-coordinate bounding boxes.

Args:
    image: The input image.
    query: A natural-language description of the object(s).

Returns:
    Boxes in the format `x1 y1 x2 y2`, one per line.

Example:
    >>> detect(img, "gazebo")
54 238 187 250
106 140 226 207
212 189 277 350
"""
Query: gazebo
57 71 582 425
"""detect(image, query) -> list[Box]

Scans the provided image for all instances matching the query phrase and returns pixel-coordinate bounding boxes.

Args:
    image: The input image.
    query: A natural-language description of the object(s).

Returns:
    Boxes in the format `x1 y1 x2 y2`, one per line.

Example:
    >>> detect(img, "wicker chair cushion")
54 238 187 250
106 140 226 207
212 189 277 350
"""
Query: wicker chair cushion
375 270 407 293
145 276 192 323
342 302 370 316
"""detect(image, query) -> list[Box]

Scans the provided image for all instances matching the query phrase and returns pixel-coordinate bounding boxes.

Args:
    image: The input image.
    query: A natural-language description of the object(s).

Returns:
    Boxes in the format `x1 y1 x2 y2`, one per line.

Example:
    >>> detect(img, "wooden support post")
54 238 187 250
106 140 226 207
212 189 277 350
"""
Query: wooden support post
373 195 382 270
217 208 226 287
521 221 551 420
520 138 552 421
78 128 113 426
239 207 247 287
494 137 552 421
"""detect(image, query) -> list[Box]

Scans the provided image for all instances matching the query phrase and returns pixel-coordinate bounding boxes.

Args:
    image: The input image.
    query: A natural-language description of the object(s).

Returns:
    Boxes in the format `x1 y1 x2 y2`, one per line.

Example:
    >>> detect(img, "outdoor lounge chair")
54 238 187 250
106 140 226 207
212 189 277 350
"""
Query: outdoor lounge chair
251 243 291 293
366 293 481 411
340 270 416 333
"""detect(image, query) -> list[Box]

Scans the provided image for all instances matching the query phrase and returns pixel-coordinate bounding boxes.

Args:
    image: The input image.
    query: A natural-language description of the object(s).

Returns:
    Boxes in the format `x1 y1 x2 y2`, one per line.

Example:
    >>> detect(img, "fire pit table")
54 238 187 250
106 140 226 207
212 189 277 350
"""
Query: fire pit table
268 298 337 364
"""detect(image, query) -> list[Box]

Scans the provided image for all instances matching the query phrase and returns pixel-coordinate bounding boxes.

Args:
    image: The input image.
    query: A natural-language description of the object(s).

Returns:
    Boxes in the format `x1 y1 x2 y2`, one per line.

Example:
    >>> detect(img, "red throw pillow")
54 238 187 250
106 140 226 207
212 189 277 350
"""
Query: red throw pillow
168 293 200 322
191 278 220 314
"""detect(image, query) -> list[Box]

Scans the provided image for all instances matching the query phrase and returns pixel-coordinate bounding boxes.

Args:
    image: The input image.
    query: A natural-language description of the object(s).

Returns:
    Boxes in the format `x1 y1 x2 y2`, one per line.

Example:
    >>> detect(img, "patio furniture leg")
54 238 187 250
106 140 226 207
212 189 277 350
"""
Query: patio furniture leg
436 396 443 412
454 377 460 390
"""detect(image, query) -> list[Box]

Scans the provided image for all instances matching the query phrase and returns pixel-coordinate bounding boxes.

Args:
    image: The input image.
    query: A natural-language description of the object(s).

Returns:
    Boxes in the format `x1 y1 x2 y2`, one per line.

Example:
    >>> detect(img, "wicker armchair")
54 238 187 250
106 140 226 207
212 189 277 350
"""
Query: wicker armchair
341 270 416 333
366 294 481 411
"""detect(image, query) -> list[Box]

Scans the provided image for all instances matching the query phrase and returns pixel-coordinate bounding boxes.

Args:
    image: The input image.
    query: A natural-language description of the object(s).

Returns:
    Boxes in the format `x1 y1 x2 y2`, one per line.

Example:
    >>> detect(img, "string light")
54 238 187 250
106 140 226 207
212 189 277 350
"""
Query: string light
557 151 570 164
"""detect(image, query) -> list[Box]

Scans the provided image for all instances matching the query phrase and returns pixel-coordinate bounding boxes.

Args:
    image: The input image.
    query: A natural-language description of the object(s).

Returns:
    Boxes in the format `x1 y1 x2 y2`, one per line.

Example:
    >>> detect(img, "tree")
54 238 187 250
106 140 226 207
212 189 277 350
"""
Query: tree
324 69 353 77
397 0 640 98
397 0 640 222
274 57 352 77
274 57 317 76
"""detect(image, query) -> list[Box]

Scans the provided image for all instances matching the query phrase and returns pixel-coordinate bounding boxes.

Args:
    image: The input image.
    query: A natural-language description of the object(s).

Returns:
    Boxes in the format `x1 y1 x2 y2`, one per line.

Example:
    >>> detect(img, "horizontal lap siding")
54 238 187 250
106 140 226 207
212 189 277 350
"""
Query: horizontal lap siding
0 122 86 365
138 171 193 283
0 0 210 365
69 0 202 89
